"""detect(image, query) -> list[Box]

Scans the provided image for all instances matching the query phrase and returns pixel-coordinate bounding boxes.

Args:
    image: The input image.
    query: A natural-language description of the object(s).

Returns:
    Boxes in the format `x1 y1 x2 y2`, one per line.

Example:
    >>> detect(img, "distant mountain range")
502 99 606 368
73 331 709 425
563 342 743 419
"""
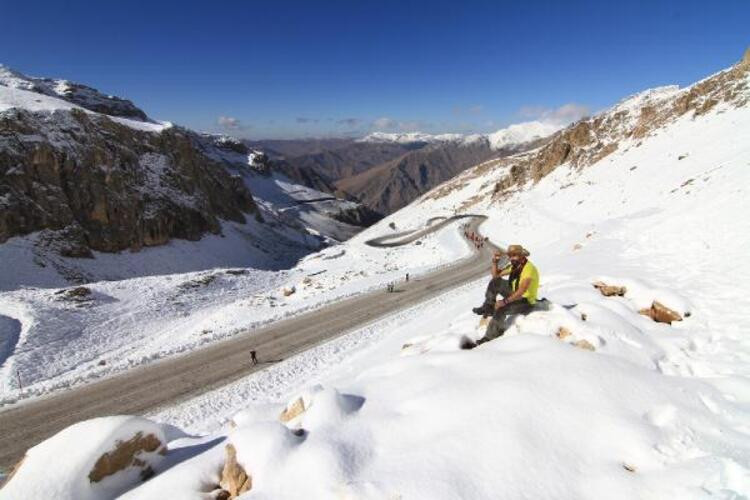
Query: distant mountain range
248 121 561 216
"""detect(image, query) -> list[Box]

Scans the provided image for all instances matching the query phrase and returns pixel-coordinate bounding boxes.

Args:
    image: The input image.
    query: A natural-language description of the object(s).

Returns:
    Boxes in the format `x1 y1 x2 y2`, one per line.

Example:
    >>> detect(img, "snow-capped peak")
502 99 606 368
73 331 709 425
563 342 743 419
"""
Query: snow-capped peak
358 131 466 144
486 120 562 150
359 120 563 150
0 64 151 121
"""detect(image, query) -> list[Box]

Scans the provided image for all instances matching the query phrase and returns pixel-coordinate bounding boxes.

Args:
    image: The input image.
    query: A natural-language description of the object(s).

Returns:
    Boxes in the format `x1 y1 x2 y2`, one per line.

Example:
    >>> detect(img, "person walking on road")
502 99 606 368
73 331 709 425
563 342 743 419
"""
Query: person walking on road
472 244 540 344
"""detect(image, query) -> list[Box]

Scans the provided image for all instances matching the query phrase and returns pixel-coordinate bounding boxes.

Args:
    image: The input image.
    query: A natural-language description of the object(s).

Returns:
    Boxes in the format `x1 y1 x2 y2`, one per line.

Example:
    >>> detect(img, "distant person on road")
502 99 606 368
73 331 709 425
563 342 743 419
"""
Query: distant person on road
472 244 539 344
405 273 410 282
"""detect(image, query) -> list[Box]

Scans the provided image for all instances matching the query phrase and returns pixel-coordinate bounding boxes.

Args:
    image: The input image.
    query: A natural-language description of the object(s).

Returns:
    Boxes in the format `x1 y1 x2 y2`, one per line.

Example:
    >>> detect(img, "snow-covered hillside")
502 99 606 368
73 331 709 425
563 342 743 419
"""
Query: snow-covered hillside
3 53 750 497
0 65 170 132
0 66 377 290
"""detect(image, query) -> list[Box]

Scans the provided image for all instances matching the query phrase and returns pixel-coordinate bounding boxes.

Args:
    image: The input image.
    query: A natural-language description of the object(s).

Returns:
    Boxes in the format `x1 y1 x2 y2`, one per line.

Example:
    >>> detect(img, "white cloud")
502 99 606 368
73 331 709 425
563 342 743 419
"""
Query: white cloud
217 116 247 130
373 117 397 130
216 116 252 132
518 103 589 126
372 117 431 132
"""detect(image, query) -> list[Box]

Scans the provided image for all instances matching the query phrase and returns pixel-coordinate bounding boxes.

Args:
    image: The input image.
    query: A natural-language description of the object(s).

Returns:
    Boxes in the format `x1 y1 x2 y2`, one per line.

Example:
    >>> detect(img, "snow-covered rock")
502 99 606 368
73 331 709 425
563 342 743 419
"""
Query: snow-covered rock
1 416 167 500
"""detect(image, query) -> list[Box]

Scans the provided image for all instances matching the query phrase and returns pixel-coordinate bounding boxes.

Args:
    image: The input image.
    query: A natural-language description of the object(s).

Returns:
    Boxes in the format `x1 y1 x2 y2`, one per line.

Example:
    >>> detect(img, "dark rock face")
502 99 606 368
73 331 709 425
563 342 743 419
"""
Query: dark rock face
271 159 339 195
50 80 149 120
264 137 544 217
256 140 422 200
0 108 257 253
281 141 424 181
334 139 502 216
328 204 383 227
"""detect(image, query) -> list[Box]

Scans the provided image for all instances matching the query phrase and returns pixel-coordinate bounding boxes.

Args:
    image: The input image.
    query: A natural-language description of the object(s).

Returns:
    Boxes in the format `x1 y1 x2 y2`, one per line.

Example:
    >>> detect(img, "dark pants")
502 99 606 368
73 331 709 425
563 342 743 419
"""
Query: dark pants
480 277 533 342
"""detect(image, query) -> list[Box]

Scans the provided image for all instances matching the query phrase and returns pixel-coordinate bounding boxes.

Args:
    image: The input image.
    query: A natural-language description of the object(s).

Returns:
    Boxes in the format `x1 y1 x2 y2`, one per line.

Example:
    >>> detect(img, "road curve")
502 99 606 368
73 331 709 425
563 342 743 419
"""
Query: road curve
0 216 499 470
365 214 485 247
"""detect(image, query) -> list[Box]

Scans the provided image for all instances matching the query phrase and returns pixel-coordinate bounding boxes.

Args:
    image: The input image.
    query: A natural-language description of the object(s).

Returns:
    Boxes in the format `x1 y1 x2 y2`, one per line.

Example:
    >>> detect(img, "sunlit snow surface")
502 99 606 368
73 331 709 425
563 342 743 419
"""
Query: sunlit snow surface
2 70 750 497
144 94 750 498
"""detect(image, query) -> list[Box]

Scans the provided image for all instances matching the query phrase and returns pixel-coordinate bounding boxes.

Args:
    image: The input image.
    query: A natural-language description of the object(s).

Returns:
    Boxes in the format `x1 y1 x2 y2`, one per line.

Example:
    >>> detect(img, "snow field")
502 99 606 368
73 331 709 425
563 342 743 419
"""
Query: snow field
8 266 746 498
1 416 169 500
0 216 473 403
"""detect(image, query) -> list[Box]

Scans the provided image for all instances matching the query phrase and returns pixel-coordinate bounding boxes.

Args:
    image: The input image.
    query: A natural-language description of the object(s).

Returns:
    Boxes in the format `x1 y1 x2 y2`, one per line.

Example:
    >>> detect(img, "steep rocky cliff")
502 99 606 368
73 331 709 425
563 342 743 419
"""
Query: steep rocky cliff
0 106 258 256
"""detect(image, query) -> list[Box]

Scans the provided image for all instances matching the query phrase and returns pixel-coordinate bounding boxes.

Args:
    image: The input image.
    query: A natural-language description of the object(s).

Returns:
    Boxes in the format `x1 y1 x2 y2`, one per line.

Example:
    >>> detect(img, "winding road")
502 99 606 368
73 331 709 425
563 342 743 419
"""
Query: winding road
0 215 500 471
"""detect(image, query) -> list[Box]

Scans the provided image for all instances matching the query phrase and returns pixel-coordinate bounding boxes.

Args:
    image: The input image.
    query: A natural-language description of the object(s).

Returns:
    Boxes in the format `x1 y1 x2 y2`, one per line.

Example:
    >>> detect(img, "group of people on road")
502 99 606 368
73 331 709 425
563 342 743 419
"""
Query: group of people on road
464 229 486 249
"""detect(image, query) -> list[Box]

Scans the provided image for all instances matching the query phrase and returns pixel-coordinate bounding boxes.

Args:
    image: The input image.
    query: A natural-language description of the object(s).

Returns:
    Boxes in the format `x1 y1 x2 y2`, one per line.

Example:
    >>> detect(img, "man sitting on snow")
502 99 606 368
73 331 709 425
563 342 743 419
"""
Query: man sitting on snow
473 244 539 344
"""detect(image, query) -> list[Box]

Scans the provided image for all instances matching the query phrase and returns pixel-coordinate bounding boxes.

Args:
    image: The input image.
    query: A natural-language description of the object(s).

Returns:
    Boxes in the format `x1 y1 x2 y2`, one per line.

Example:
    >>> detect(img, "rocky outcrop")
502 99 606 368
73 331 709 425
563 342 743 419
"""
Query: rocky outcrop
88 431 166 483
1 416 168 499
219 444 252 498
593 281 627 297
573 339 596 351
328 204 383 227
639 301 683 324
556 327 572 340
0 107 258 253
279 397 307 423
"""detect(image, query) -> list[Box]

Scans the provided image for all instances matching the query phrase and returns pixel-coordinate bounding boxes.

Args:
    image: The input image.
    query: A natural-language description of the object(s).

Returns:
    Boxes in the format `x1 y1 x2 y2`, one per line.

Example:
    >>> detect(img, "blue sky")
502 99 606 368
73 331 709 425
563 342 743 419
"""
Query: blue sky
1 0 748 138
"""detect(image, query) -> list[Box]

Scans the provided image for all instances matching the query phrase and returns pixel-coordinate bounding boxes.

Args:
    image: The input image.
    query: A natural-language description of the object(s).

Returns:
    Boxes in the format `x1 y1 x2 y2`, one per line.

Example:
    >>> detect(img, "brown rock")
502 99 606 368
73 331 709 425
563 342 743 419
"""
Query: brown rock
593 281 627 297
556 327 572 340
219 444 252 498
572 243 583 251
573 339 596 351
279 397 306 423
88 431 166 483
639 301 682 324
67 286 92 298
282 286 296 297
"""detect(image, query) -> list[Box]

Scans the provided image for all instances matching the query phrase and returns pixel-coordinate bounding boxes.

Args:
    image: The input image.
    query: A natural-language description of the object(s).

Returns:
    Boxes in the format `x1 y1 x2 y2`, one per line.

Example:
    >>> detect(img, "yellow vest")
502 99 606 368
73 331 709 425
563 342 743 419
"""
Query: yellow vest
511 260 540 304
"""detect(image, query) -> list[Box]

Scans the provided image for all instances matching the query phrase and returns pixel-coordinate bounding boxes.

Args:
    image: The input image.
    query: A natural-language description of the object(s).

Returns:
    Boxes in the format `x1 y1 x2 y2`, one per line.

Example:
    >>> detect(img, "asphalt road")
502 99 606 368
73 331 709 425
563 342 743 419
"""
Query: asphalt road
0 216 499 471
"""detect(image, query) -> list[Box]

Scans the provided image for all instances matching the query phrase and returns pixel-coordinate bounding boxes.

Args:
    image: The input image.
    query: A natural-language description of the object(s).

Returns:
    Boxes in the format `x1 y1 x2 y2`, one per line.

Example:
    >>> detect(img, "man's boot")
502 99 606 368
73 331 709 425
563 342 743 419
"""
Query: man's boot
472 303 494 316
